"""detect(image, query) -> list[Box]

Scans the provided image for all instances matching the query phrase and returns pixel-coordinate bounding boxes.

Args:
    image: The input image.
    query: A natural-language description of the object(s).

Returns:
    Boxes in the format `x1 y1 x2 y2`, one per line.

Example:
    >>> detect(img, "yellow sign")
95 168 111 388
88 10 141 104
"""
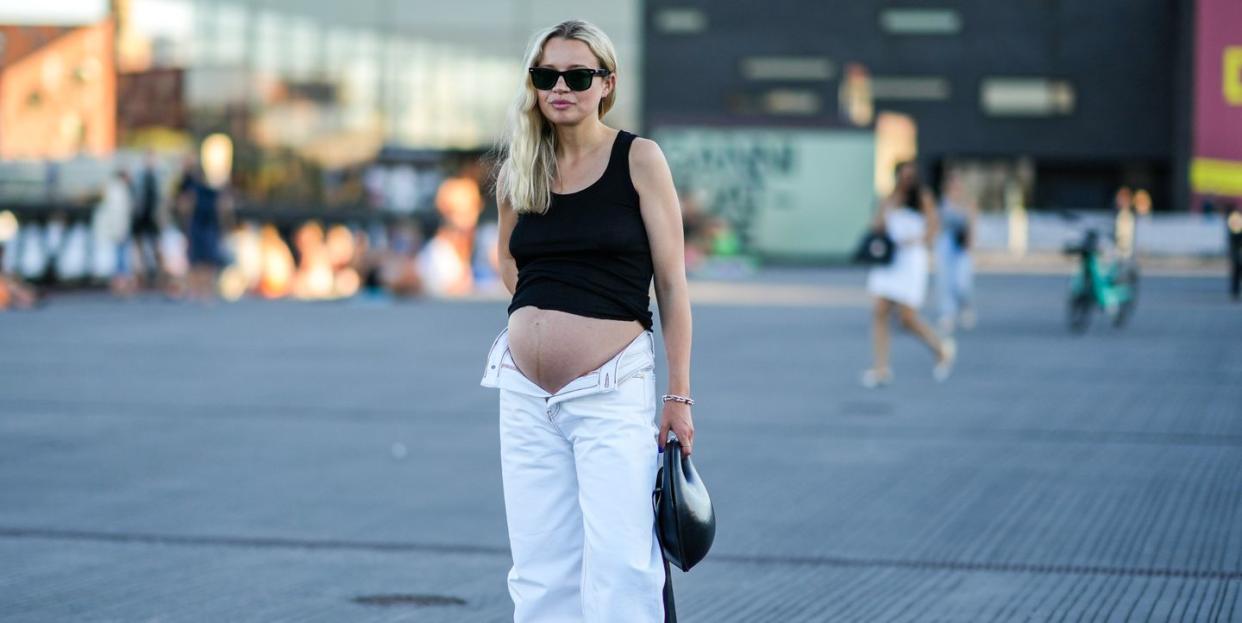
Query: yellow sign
1227 46 1242 106
1191 158 1242 196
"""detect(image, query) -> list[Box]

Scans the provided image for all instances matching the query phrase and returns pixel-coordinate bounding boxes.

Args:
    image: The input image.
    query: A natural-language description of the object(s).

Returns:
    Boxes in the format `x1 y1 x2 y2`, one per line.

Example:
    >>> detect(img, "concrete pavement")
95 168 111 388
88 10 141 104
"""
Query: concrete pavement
1 269 1239 622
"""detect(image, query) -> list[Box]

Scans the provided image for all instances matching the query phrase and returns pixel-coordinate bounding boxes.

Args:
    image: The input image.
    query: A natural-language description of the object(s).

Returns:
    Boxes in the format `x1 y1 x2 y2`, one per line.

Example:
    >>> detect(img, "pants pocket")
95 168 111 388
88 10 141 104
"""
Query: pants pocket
616 368 657 436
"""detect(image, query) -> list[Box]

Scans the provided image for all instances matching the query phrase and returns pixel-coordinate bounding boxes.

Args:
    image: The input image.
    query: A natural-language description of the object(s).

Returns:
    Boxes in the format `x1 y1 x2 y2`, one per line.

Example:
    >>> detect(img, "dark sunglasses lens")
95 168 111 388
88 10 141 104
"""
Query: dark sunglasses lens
530 68 558 90
563 69 595 91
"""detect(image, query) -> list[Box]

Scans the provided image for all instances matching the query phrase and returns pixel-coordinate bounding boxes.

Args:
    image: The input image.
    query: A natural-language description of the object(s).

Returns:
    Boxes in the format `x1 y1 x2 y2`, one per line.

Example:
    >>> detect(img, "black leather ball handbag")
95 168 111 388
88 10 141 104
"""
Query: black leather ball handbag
653 438 716 623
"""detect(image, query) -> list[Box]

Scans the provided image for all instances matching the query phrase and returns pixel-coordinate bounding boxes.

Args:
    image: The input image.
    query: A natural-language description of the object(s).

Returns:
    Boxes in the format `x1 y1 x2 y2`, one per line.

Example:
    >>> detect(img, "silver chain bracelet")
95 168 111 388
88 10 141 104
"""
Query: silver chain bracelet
661 394 695 406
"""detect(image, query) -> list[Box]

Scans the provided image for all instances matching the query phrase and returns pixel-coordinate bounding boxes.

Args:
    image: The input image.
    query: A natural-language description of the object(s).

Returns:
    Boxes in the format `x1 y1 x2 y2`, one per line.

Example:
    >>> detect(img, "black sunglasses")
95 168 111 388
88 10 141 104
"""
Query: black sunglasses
529 67 611 91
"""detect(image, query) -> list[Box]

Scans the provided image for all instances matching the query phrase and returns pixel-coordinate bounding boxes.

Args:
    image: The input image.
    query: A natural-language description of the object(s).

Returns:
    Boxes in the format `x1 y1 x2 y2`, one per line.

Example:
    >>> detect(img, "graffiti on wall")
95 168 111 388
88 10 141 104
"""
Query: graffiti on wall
654 127 875 260
659 132 796 252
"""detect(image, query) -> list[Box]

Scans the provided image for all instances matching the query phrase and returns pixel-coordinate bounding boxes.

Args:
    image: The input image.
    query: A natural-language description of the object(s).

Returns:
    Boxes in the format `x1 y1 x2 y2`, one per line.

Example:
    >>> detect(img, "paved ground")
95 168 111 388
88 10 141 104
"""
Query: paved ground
1 268 1240 622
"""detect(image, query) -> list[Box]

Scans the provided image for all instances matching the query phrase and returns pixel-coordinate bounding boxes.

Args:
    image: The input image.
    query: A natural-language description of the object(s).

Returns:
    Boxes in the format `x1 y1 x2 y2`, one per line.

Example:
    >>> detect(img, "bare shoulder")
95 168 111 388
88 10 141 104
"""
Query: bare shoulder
629 137 672 187
630 136 664 160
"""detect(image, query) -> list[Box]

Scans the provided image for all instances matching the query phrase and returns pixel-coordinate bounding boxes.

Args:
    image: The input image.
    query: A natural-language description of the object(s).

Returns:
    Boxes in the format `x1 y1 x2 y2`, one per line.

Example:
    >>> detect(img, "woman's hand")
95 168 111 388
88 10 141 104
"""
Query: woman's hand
658 401 695 457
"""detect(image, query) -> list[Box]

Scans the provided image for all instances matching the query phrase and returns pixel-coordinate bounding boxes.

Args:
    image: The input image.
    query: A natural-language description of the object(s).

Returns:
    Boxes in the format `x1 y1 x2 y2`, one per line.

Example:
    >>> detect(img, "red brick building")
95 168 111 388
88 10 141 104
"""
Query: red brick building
0 21 116 159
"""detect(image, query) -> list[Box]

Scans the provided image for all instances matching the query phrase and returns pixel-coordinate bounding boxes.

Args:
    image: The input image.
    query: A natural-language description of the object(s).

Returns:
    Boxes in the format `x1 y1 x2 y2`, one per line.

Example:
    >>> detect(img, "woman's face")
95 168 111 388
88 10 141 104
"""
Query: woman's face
533 37 613 126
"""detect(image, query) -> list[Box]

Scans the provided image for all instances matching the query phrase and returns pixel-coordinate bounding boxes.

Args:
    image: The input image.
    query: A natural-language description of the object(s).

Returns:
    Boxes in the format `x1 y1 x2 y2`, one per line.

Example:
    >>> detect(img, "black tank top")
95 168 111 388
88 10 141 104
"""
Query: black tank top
507 130 654 330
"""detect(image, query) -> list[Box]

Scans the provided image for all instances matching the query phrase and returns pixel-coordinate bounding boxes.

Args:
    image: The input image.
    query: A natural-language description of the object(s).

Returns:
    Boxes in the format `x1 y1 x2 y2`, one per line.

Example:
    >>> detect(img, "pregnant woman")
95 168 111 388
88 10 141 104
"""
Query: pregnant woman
479 19 694 623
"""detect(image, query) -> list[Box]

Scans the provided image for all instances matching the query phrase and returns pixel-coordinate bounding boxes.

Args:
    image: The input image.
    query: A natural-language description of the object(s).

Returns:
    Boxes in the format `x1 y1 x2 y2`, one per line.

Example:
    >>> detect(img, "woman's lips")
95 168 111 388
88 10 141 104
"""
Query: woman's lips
550 100 573 110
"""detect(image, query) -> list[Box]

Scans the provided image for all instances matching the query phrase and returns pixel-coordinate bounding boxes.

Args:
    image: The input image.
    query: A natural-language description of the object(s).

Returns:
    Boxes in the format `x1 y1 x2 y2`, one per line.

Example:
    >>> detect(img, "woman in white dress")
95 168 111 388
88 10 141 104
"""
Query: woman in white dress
864 161 956 387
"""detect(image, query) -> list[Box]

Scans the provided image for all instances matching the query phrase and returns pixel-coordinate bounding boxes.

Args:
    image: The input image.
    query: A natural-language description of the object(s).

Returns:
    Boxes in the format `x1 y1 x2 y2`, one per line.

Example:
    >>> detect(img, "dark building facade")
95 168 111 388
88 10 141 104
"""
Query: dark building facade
641 1 1195 211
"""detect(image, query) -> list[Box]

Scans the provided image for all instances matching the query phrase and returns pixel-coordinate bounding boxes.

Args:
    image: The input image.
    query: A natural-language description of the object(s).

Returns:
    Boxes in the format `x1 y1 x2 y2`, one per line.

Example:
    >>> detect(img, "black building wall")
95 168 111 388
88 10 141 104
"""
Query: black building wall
642 0 1188 210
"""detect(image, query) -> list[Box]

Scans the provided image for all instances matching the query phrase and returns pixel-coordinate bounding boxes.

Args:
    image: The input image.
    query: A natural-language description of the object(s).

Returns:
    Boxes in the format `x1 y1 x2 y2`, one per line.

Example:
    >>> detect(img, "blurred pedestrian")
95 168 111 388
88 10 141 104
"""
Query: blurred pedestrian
483 19 692 622
0 273 37 309
175 157 230 302
1200 194 1218 217
863 161 956 387
93 170 136 296
0 241 38 309
935 171 977 334
131 150 165 289
1226 201 1242 302
427 160 484 295
379 218 424 297
1113 186 1136 258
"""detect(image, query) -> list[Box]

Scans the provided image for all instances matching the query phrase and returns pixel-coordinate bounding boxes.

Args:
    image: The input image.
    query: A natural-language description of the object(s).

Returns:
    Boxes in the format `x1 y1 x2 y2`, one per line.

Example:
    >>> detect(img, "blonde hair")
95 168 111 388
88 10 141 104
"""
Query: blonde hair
497 20 618 215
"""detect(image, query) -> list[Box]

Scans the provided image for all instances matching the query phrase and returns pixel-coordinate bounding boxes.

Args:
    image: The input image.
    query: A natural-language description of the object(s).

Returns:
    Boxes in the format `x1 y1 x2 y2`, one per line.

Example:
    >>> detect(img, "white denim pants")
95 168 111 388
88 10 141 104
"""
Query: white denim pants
481 328 665 623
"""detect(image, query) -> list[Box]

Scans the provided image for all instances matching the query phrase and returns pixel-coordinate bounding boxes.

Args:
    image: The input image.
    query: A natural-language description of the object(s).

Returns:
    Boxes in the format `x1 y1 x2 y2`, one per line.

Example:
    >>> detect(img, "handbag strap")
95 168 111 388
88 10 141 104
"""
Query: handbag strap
662 552 676 623
653 468 677 623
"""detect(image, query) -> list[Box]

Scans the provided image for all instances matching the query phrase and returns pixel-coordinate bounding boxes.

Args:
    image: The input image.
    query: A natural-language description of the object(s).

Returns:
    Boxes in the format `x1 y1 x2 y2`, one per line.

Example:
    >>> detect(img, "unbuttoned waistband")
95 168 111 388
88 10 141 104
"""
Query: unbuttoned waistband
480 328 655 406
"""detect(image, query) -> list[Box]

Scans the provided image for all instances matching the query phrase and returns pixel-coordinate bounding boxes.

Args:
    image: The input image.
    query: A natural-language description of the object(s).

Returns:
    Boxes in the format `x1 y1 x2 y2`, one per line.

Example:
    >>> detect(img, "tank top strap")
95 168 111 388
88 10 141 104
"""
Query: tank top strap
608 129 635 172
607 130 637 183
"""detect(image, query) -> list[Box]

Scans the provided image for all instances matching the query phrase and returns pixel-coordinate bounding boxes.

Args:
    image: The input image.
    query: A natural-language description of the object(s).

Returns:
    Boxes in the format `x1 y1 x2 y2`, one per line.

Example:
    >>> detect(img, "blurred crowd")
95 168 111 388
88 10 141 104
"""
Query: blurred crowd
0 144 758 311
0 149 502 308
3 149 1238 312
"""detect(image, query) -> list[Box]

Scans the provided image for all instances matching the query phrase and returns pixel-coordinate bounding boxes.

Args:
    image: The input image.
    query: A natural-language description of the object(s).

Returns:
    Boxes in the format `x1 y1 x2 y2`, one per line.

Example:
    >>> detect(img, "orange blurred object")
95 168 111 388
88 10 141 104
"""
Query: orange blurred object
258 225 294 298
326 224 355 268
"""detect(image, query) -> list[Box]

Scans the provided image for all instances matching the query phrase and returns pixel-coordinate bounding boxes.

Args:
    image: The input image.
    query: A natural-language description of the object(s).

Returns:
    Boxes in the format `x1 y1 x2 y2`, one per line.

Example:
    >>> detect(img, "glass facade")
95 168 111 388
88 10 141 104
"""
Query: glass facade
120 0 639 154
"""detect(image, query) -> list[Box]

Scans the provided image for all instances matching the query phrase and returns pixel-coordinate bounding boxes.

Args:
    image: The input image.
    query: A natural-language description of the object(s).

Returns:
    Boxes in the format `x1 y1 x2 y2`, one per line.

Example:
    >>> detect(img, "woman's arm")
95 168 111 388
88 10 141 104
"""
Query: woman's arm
872 197 889 231
920 188 939 246
631 137 695 456
495 179 519 296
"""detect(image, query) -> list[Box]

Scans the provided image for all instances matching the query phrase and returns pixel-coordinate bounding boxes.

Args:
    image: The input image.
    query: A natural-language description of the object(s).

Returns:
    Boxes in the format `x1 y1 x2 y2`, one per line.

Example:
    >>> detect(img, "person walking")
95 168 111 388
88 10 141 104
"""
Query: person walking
175 157 229 302
935 171 977 334
480 19 694 622
1226 201 1241 302
1113 186 1136 259
131 151 165 289
863 161 956 387
93 170 135 296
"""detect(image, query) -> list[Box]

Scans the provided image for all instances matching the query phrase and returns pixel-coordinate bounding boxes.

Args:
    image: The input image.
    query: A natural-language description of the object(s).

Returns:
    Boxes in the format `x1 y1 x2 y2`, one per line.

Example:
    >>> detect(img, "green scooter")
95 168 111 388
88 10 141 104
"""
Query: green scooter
1064 228 1138 333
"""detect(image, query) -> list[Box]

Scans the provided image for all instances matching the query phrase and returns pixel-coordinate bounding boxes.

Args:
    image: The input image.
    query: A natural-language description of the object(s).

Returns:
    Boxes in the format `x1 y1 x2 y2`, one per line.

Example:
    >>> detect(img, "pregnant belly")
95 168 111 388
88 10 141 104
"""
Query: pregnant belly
507 306 645 394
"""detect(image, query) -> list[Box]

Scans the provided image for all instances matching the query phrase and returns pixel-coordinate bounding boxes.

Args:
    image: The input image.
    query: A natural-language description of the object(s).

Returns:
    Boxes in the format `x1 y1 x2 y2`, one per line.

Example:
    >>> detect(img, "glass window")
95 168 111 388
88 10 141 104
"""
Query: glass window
879 9 962 35
741 57 834 81
980 78 1075 116
871 76 951 101
129 0 194 67
253 10 281 73
286 16 318 79
764 89 821 115
654 8 707 34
